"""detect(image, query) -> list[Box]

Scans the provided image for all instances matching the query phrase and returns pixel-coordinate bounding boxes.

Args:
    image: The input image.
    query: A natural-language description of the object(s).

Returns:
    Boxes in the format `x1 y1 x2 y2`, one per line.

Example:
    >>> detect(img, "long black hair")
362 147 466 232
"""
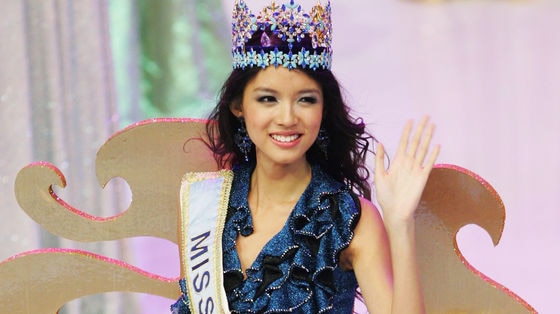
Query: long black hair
205 67 376 200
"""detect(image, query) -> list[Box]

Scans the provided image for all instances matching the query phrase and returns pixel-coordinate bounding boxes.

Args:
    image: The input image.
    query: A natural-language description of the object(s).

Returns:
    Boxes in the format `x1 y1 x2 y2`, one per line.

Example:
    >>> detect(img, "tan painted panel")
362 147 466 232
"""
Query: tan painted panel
1 119 536 313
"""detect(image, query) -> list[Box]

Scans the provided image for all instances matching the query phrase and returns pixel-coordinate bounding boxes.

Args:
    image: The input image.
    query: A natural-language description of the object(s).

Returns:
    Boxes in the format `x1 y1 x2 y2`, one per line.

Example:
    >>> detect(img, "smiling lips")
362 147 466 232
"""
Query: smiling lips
270 134 301 143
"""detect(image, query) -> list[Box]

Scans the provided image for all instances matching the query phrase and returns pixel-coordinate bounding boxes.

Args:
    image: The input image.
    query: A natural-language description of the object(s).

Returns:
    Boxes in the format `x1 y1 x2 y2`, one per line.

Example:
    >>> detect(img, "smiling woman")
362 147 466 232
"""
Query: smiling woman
232 67 324 168
1 0 554 312
170 0 439 313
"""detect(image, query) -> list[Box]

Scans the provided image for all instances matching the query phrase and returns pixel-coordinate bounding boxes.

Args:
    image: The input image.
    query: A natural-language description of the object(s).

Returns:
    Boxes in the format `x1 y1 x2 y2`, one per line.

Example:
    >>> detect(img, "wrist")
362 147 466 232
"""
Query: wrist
383 215 416 238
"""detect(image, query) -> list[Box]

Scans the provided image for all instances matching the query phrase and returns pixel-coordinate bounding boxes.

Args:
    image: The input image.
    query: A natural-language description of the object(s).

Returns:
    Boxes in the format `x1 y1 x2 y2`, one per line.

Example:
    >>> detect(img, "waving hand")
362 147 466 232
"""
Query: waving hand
374 116 440 226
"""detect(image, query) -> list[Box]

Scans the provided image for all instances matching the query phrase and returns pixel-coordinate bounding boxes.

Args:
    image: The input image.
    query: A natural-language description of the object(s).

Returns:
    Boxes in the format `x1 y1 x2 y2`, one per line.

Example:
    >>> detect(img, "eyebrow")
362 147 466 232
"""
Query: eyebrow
252 87 321 95
252 87 277 93
298 89 322 95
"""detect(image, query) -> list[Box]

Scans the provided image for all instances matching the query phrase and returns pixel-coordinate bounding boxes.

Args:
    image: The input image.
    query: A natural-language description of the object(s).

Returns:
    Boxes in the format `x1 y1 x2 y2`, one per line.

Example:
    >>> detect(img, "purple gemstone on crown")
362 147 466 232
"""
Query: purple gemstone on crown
231 0 332 70
261 32 272 47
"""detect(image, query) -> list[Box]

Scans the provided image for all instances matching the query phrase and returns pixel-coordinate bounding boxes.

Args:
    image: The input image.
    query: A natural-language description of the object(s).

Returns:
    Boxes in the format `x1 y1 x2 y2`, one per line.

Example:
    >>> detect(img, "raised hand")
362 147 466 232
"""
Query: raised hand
374 116 440 227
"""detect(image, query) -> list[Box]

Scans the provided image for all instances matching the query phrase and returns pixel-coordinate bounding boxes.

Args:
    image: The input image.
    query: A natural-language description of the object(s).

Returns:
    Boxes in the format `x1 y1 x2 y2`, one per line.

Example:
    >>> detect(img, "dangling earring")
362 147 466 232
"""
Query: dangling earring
315 126 330 160
234 117 253 162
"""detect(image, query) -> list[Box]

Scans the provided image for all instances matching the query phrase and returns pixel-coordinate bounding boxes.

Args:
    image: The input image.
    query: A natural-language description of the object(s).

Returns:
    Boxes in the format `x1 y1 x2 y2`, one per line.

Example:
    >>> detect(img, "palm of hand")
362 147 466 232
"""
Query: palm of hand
374 117 440 224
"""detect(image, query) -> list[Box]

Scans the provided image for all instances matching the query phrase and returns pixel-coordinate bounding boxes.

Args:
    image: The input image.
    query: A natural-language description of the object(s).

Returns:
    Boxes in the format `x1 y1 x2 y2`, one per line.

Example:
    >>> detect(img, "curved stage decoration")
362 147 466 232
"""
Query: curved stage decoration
0 118 537 313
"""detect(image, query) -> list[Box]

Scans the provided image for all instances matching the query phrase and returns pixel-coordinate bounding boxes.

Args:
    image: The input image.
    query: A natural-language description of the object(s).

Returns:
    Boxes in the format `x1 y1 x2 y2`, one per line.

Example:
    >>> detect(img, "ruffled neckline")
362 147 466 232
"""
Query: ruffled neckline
226 162 341 237
222 162 360 313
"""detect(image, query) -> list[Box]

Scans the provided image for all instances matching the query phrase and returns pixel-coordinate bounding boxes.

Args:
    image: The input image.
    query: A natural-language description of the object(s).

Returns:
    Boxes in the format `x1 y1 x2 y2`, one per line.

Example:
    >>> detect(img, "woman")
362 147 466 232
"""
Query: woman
172 1 439 313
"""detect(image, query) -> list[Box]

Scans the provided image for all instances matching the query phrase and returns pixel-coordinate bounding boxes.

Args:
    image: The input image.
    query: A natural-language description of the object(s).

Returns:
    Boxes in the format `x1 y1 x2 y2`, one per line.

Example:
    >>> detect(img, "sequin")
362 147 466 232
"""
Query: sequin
172 162 361 313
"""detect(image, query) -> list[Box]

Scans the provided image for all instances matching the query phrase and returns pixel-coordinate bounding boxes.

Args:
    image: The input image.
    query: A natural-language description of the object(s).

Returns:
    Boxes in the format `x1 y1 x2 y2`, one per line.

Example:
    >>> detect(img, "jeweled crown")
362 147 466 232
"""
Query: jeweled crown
232 0 332 70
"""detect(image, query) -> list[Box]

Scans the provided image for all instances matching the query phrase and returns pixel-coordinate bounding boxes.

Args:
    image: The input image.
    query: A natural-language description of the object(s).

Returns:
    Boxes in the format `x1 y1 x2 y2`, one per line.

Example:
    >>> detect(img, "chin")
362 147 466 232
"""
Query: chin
259 154 308 167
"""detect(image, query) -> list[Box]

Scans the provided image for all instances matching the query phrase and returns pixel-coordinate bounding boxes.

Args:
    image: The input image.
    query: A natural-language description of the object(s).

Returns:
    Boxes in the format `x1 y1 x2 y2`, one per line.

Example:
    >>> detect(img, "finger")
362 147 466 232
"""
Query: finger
397 119 413 156
415 122 435 165
424 144 441 172
408 116 429 157
375 142 386 178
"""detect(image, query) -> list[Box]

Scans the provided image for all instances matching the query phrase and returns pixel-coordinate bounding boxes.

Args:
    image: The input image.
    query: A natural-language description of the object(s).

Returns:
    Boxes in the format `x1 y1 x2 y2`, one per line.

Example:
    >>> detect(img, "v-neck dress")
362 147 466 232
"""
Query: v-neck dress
171 162 362 313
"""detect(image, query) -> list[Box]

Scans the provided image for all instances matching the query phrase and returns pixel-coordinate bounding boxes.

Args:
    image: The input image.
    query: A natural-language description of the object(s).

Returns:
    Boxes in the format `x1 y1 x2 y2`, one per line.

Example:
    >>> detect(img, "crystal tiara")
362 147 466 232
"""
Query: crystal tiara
231 0 333 70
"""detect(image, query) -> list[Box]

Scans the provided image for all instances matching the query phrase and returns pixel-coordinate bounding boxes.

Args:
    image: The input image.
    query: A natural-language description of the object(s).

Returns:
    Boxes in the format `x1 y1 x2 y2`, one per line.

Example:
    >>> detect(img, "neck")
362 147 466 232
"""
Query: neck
249 160 312 215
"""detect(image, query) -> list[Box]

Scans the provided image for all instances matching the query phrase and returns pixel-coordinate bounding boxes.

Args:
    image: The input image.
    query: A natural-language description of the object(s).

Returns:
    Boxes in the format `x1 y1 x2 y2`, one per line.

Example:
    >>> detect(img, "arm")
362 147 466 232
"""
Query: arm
344 117 439 313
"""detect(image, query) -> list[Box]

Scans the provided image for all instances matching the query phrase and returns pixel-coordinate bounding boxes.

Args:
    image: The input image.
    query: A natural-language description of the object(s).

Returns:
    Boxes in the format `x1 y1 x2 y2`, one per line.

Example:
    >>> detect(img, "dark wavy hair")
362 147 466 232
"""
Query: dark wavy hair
205 67 375 200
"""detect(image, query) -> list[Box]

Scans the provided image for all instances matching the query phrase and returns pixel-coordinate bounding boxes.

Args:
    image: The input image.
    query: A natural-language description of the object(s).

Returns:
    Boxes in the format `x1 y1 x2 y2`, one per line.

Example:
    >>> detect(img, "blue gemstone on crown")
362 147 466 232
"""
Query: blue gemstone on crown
231 0 332 70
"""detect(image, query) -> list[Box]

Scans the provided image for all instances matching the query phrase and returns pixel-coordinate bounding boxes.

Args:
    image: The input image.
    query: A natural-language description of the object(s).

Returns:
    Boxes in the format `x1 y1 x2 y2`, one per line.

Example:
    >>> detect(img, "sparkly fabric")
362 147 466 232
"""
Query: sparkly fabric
231 0 333 70
171 162 361 313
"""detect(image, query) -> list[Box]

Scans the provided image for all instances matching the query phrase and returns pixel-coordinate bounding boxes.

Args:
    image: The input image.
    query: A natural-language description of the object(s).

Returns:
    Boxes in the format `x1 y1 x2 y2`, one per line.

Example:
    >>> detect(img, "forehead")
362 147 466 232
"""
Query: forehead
246 67 321 93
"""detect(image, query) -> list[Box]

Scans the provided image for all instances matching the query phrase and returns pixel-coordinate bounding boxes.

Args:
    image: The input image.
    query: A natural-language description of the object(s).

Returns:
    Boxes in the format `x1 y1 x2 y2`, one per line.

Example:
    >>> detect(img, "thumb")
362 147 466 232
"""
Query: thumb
374 142 386 181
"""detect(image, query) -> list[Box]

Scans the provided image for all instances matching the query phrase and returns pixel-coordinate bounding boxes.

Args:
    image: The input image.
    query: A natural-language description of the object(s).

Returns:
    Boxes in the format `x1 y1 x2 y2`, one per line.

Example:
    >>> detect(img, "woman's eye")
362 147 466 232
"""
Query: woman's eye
299 97 318 104
258 96 276 103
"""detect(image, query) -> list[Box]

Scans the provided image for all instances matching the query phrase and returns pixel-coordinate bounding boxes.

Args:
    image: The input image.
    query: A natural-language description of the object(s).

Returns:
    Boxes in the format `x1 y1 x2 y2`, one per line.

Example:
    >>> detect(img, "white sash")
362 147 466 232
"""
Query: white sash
179 170 233 313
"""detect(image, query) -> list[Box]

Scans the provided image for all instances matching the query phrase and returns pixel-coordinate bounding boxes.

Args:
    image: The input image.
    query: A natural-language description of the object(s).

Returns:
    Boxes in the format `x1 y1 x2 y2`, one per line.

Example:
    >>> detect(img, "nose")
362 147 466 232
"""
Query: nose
276 102 297 126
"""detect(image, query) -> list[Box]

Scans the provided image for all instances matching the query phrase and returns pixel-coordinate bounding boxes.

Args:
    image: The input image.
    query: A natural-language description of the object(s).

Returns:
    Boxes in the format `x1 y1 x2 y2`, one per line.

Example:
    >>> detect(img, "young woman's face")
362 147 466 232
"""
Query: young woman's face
234 66 324 168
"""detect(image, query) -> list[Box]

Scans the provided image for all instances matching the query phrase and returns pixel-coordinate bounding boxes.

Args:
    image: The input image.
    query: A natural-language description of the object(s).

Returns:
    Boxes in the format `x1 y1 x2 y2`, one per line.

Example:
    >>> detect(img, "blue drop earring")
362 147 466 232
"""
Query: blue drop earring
234 117 253 162
315 126 330 160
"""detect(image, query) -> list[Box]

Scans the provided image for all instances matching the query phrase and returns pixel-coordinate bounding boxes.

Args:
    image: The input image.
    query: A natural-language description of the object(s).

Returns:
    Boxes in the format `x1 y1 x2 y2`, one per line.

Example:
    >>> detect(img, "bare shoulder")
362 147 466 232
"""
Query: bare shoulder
357 197 384 228
354 197 387 245
340 196 390 269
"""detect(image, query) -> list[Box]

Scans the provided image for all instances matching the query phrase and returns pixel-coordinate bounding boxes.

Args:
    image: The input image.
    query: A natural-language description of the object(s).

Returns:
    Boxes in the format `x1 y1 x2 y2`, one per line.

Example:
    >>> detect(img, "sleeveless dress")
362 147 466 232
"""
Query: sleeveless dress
171 162 362 313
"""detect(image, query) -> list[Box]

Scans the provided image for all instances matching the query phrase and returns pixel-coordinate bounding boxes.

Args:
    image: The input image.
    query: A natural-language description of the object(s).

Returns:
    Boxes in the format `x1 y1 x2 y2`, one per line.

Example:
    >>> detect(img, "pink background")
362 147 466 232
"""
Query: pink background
139 1 560 312
328 0 558 312
1 0 557 313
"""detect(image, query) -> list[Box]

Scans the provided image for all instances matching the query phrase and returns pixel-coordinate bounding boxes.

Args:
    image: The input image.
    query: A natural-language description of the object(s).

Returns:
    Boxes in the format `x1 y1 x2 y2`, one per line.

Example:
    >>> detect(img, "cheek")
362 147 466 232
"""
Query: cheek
242 113 266 139
308 108 324 129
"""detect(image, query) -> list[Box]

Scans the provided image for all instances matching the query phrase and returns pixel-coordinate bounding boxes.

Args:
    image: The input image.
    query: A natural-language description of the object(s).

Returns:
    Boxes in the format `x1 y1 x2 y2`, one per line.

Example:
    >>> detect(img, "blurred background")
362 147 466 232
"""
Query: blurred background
1 0 558 312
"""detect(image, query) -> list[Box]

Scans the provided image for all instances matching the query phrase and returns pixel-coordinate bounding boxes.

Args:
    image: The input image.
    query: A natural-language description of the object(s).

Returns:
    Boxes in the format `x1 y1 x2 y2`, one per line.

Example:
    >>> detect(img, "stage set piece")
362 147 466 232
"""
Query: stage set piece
0 118 536 313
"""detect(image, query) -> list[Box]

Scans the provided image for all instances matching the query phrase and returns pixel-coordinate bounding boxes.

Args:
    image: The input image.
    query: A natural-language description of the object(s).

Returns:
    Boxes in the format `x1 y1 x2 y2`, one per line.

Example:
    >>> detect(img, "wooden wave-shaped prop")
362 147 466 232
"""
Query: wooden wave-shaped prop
0 249 177 313
13 118 218 243
0 118 536 313
417 165 536 313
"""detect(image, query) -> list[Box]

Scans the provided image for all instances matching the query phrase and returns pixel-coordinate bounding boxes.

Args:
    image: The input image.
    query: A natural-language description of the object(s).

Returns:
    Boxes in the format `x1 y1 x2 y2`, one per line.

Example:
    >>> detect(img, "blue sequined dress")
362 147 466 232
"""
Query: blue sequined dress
171 163 362 313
